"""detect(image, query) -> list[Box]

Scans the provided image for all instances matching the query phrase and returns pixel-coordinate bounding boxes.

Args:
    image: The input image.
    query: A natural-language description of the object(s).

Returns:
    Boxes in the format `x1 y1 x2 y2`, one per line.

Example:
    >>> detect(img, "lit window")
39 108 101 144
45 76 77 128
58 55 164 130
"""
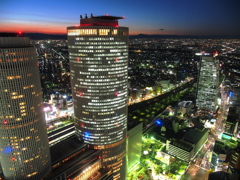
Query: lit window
112 29 118 35
6 76 14 80
99 29 110 35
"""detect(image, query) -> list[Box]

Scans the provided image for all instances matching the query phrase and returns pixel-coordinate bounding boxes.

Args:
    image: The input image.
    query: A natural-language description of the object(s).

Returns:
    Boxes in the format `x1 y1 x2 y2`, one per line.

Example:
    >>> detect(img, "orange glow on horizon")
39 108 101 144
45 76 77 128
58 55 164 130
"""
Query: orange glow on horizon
0 23 177 36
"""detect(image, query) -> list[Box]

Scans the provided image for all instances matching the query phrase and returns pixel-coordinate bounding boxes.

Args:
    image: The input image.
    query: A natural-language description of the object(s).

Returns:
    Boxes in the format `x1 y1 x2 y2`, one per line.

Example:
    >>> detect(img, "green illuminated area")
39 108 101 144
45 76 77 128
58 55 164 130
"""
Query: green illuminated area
128 86 194 127
128 136 188 180
47 117 74 133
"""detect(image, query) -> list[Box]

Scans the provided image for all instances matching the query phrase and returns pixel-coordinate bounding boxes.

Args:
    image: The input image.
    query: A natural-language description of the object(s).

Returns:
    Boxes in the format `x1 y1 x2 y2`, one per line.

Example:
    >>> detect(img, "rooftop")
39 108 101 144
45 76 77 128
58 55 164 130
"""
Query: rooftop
50 135 86 165
182 127 208 144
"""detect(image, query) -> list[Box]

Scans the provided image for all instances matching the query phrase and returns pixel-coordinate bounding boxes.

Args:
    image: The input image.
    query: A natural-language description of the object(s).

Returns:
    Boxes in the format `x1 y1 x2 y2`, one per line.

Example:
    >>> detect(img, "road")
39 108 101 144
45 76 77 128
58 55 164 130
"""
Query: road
182 83 228 180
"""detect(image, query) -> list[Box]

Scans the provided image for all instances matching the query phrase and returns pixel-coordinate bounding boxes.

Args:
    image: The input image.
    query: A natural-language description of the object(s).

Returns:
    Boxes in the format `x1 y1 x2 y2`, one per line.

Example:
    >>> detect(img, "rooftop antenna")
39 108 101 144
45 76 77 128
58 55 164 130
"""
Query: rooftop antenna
91 13 93 18
85 14 88 19
80 15 82 19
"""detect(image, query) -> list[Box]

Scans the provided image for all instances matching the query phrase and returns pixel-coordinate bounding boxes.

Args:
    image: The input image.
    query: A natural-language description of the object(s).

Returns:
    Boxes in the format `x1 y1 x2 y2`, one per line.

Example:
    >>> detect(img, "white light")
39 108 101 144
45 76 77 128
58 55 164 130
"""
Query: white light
54 122 62 126
43 107 50 112
143 151 149 155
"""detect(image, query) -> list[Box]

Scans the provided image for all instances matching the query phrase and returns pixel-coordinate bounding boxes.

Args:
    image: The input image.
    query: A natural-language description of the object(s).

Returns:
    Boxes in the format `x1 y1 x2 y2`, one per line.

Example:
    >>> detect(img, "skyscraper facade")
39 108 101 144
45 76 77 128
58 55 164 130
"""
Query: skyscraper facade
196 52 219 111
67 15 128 179
0 33 51 180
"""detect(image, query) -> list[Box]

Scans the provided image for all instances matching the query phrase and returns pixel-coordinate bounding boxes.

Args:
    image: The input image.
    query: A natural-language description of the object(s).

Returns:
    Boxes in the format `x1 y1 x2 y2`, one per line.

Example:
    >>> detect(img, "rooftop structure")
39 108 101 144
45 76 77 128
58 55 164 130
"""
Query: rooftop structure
80 14 124 27
182 128 208 144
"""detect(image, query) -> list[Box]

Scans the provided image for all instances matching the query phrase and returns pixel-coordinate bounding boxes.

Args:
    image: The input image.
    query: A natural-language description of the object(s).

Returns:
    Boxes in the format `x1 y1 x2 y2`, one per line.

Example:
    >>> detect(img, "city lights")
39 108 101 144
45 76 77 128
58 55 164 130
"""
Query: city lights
1 7 239 179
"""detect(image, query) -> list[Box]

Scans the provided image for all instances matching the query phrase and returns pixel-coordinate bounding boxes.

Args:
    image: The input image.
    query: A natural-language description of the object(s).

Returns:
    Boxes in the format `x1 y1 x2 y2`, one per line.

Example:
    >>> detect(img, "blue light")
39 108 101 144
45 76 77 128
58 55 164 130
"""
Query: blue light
84 132 90 138
4 147 12 153
229 91 234 97
156 120 162 125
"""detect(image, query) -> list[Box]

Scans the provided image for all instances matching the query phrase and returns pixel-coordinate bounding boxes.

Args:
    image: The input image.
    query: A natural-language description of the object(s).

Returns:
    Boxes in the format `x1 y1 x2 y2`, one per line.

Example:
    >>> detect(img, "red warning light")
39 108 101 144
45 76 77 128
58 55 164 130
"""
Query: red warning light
11 156 16 161
115 58 119 61
3 119 7 125
76 57 81 62
98 156 102 159
106 14 109 16
115 92 119 96
81 123 84 127
18 31 22 34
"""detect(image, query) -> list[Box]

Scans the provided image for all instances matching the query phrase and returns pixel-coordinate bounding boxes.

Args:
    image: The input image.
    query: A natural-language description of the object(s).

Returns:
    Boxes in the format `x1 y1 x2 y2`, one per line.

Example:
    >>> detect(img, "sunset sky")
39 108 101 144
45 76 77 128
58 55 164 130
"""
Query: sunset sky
1 0 240 36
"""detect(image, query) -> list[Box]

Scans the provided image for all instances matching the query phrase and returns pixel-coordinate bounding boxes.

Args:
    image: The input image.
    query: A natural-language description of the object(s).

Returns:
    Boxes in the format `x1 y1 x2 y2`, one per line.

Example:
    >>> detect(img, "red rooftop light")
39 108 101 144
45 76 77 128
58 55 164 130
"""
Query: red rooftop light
3 119 7 125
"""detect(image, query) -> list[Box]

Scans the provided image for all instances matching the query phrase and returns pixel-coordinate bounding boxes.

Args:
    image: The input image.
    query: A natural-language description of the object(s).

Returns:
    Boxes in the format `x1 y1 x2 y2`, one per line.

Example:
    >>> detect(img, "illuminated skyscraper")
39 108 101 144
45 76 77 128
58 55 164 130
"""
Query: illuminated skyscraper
0 33 51 180
67 15 128 179
196 52 219 111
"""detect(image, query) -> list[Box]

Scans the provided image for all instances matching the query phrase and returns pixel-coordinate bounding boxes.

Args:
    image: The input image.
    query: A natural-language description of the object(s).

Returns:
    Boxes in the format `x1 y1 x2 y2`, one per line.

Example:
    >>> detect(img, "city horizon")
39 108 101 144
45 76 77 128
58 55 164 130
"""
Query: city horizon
1 1 240 179
1 0 240 37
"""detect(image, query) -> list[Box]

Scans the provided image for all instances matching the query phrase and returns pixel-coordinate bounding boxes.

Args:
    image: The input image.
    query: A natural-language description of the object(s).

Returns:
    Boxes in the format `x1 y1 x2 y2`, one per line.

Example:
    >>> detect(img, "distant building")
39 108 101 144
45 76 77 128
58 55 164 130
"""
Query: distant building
196 52 219 111
0 33 51 179
178 101 194 115
67 15 128 179
156 80 170 90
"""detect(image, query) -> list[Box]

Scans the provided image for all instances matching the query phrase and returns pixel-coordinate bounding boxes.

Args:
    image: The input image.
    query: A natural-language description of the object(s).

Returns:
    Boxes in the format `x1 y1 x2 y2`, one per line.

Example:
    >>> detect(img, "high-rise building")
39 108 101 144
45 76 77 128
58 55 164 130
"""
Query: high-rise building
0 33 51 180
67 15 128 179
196 52 219 111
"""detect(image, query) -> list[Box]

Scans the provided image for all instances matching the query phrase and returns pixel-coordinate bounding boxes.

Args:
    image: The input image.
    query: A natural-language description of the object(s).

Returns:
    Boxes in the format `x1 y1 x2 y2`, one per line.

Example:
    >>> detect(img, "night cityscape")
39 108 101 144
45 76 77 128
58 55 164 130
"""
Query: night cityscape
1 1 240 180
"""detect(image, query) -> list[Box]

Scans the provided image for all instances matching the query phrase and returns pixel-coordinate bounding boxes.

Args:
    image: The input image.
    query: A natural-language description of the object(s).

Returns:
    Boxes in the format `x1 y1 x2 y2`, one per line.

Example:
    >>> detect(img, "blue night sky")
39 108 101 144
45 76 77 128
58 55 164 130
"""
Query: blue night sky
0 0 240 36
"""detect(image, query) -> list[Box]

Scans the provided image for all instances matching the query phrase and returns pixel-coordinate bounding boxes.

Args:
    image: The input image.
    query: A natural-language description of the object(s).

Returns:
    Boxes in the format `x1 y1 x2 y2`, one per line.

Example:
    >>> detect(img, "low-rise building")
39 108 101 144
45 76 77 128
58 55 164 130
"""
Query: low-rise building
167 127 208 162
178 101 194 115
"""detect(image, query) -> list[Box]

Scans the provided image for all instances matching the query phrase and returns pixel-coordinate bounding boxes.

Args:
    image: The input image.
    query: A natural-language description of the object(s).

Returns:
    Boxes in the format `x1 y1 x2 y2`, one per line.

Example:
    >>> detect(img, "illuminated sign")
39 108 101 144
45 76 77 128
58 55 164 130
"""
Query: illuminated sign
222 134 231 140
